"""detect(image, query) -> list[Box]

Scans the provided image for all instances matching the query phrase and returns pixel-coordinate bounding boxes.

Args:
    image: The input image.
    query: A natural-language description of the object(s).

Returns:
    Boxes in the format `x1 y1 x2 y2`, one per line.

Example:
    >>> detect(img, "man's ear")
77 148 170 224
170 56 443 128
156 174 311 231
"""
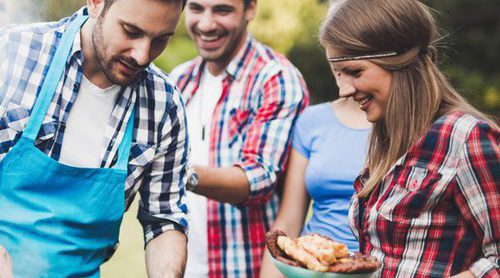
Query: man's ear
87 0 105 19
245 0 257 21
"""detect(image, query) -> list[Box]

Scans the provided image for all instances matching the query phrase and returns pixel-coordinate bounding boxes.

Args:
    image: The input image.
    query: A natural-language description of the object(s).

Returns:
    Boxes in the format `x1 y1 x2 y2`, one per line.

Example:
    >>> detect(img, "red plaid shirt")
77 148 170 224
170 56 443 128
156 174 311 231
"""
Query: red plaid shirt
171 35 309 277
349 112 499 277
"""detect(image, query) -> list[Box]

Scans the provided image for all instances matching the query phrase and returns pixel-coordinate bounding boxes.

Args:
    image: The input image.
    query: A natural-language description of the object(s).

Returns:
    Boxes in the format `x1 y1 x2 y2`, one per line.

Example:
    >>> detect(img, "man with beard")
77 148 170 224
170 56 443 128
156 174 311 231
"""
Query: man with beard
0 0 189 277
170 0 309 276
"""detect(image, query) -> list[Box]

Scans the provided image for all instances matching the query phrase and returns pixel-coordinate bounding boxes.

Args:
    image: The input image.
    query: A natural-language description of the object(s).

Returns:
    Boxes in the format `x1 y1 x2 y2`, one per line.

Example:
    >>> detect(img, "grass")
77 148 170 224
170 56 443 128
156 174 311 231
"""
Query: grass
101 199 147 277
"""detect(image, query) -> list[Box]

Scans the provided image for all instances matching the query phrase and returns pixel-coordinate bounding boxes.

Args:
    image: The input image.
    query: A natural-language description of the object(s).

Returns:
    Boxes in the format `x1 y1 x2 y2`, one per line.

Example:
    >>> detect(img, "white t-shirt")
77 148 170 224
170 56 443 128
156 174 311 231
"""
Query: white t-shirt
59 75 121 168
184 67 223 278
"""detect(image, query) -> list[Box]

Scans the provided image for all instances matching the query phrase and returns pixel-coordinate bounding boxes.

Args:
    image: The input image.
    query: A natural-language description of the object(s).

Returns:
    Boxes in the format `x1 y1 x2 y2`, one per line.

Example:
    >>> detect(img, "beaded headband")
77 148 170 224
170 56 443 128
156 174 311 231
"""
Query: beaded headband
328 51 399 63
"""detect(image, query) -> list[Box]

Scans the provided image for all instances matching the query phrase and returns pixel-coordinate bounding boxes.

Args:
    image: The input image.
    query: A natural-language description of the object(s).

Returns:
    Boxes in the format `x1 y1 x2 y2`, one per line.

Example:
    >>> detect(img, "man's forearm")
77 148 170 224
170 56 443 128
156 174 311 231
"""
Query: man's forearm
193 166 250 204
145 230 187 278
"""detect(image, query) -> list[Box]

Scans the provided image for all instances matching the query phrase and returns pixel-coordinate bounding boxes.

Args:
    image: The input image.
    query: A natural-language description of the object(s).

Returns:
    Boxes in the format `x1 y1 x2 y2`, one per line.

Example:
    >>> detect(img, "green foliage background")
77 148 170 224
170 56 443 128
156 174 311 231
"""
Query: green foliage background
41 0 499 116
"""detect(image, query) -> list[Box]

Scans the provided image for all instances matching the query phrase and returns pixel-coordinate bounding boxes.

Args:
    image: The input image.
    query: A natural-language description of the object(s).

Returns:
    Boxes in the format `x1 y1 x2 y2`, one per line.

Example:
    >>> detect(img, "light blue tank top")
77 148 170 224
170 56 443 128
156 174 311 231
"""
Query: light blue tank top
293 103 370 251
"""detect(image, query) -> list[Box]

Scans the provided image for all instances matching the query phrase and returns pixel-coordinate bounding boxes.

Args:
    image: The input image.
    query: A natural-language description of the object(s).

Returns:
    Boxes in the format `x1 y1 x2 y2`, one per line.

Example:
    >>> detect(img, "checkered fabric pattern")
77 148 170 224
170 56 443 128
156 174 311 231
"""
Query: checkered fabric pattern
0 7 189 244
349 112 500 277
171 35 309 277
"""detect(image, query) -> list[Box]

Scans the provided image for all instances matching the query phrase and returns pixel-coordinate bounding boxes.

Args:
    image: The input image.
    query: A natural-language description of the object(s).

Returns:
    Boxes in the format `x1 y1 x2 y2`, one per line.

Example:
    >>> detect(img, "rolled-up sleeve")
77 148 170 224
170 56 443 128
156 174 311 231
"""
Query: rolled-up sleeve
138 86 189 245
455 122 499 277
236 66 308 207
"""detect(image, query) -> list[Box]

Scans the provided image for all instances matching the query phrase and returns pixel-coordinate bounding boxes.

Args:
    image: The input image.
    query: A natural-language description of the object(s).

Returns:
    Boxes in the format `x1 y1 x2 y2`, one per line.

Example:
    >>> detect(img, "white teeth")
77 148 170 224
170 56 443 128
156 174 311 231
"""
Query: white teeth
358 96 371 105
200 34 220 42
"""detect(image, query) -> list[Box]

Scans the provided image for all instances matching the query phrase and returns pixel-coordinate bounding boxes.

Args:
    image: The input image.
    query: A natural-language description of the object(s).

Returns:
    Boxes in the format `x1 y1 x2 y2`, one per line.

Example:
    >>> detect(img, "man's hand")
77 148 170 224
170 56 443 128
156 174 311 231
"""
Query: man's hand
145 230 187 278
0 245 13 278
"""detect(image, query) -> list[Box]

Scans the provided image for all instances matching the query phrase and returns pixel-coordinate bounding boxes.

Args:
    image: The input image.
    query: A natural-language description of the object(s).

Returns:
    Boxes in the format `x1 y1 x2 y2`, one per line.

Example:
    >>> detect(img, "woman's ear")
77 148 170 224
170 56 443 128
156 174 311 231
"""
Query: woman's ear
87 0 105 19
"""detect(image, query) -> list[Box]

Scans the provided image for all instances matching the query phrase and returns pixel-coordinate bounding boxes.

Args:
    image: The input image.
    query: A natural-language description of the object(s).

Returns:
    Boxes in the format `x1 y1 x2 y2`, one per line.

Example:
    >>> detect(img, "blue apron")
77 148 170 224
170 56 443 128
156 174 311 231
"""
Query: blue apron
0 15 133 277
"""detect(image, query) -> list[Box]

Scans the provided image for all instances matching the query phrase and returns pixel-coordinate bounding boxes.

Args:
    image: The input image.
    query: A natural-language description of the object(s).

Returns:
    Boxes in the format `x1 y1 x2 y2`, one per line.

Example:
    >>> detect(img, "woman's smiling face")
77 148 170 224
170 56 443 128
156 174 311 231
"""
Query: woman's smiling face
326 46 393 123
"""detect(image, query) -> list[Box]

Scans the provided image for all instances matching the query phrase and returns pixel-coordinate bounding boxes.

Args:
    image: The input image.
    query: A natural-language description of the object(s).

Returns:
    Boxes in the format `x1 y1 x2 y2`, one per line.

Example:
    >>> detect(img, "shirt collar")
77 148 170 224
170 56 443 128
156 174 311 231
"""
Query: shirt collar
224 34 254 81
62 7 88 65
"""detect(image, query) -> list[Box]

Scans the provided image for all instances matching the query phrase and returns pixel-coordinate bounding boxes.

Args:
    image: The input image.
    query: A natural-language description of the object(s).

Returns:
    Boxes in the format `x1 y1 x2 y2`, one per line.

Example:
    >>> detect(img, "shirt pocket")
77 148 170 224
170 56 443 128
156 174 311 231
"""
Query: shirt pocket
377 165 442 222
1 102 57 147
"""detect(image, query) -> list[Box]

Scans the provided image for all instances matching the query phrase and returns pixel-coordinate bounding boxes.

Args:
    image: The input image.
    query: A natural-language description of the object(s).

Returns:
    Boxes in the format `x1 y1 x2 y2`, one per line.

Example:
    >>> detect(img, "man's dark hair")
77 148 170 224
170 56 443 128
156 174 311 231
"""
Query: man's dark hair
243 0 251 9
102 0 187 15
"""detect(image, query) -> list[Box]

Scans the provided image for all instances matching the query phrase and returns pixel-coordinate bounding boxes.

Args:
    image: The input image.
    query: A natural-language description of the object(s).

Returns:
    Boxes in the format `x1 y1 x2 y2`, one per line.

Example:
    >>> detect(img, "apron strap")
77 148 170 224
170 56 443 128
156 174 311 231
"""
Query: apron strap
114 108 134 171
22 15 89 141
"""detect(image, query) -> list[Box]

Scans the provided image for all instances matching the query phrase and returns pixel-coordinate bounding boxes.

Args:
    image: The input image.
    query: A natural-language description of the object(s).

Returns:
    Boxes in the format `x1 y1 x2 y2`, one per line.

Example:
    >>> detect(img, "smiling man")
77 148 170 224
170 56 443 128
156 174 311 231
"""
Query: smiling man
170 0 309 276
0 0 189 277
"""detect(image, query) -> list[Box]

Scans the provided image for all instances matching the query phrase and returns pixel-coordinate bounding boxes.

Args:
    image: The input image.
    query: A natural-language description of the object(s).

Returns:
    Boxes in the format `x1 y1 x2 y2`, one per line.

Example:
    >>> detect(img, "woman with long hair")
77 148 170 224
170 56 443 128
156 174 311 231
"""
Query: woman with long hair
319 0 499 277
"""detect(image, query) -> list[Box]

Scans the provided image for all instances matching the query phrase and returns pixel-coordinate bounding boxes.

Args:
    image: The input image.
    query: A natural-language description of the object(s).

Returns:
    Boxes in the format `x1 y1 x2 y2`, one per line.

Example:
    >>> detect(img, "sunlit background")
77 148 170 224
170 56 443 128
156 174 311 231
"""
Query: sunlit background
1 0 498 276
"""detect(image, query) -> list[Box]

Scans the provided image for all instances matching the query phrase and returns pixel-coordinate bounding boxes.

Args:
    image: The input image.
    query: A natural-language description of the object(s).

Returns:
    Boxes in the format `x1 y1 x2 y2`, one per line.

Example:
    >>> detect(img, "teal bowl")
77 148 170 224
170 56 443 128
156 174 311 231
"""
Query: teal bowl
271 256 375 278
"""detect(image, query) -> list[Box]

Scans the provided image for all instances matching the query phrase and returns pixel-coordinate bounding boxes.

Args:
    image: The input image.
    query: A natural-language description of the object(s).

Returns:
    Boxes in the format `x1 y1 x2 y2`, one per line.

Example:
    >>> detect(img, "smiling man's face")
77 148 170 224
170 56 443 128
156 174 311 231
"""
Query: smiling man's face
185 0 255 73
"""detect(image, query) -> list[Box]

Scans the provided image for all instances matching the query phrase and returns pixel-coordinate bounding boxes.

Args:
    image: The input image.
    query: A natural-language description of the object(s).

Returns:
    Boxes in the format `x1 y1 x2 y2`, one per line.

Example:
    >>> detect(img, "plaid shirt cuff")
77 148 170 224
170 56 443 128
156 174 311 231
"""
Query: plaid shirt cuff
143 220 188 247
138 204 189 246
235 161 276 207
469 258 499 278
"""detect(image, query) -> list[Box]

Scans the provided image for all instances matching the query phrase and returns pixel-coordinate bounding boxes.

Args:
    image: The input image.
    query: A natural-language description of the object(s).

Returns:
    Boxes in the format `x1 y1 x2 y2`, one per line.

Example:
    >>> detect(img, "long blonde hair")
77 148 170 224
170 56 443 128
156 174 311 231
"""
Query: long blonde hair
320 0 496 197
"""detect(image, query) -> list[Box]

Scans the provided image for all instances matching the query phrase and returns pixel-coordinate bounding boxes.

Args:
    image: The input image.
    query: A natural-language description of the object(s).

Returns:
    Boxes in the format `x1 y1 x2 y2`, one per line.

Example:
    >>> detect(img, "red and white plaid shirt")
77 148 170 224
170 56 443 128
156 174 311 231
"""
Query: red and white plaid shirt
349 112 500 277
171 35 309 277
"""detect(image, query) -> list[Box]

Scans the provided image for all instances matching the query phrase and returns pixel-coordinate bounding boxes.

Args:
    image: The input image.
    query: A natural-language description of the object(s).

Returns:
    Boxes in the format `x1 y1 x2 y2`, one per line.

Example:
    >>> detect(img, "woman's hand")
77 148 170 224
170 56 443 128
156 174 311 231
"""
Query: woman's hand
0 245 13 278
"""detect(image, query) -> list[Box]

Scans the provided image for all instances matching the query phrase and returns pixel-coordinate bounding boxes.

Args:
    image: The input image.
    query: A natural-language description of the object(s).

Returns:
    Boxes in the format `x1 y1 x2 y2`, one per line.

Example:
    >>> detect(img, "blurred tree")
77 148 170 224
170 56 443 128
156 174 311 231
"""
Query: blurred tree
43 0 84 21
252 0 336 104
250 0 326 54
423 0 500 116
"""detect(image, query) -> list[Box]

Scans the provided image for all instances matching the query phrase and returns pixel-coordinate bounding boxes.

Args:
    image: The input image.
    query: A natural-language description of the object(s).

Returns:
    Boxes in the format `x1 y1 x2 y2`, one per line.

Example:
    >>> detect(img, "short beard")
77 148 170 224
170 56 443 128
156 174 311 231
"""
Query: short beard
91 17 138 86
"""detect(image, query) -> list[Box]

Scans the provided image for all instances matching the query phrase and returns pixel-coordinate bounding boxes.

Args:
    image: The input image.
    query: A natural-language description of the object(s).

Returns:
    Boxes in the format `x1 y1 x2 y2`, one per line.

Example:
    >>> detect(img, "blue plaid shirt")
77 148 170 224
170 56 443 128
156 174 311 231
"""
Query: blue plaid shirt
0 8 189 244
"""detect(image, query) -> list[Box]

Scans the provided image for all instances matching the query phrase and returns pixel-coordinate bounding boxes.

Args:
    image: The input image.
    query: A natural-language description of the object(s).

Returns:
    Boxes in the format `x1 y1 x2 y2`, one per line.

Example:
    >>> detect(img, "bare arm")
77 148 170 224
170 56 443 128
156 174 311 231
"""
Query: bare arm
191 165 250 205
259 149 310 277
145 230 187 278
